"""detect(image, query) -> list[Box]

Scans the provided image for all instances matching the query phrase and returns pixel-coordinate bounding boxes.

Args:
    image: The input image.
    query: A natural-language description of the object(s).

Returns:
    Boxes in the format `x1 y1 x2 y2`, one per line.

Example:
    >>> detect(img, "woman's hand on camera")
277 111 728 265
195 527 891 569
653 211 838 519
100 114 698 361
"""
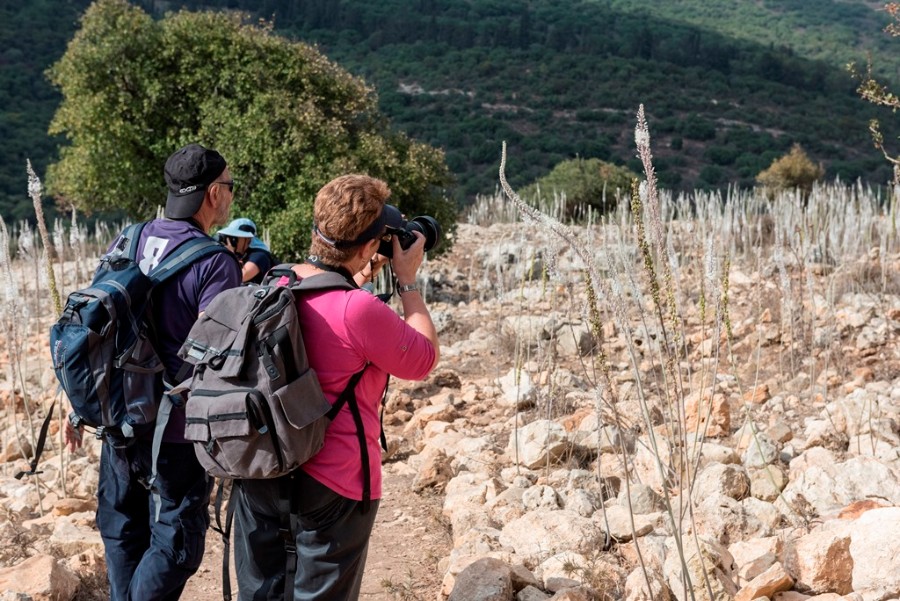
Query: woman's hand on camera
368 253 390 278
355 251 389 287
391 230 425 285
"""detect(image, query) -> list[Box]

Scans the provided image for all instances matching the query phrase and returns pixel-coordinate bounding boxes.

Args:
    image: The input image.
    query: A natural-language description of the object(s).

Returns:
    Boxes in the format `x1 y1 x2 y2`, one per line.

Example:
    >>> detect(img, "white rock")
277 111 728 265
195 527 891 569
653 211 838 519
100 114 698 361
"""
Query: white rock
507 419 569 470
498 368 538 409
0 554 79 601
663 536 737 601
618 483 664 515
499 509 601 562
778 455 900 517
783 519 852 595
625 566 672 601
562 489 598 517
594 505 654 542
522 485 560 511
849 507 900 597
692 462 750 501
742 431 779 468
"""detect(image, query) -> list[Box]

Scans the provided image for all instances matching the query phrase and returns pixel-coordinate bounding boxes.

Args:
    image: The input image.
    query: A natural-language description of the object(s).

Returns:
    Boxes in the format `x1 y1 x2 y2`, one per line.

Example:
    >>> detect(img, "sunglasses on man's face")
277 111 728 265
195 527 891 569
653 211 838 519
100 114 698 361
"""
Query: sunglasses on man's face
212 180 235 193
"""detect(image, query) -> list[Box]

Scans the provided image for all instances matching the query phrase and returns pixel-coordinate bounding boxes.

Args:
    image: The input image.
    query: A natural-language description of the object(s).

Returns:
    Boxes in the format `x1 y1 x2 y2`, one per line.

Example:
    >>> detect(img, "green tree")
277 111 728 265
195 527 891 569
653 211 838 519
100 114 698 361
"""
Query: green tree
46 0 454 259
755 143 824 198
520 157 638 217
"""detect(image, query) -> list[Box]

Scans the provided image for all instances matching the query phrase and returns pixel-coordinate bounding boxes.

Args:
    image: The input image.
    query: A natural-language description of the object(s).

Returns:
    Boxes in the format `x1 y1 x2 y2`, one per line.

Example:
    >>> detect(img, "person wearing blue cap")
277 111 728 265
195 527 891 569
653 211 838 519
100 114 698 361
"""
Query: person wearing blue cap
216 217 277 284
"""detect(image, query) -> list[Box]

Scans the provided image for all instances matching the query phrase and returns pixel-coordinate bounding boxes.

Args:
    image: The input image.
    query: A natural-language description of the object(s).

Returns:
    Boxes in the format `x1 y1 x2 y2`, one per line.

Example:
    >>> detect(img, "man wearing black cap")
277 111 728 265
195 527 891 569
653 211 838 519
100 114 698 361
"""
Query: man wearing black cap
72 143 242 600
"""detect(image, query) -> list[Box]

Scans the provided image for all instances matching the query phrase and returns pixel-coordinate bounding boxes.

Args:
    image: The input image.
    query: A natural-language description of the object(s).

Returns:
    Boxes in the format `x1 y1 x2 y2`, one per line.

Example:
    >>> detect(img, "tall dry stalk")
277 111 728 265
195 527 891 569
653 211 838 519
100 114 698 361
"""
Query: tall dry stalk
27 161 61 317
22 161 63 513
496 104 750 600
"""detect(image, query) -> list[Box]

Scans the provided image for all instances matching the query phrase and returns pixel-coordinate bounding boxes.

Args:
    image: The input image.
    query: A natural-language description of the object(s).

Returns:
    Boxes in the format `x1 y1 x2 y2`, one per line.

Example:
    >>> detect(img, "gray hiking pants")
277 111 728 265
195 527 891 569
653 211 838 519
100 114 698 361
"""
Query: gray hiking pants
233 469 380 601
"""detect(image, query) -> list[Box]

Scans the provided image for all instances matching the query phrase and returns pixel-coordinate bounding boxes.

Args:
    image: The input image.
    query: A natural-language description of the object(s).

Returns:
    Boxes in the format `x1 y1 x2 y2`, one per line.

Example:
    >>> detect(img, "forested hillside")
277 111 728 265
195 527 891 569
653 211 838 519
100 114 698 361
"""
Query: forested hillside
3 0 899 220
0 0 91 220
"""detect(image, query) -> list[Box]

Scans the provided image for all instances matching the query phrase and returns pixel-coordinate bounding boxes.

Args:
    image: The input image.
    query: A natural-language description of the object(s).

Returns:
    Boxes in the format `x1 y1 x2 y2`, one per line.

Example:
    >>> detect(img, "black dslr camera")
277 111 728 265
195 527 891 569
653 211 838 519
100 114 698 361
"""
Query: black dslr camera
377 214 442 258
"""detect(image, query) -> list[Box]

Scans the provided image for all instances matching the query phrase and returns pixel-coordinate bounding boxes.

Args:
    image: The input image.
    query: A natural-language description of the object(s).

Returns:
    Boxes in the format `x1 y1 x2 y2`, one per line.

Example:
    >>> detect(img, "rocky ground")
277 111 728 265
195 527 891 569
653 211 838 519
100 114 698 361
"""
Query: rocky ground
0 221 899 601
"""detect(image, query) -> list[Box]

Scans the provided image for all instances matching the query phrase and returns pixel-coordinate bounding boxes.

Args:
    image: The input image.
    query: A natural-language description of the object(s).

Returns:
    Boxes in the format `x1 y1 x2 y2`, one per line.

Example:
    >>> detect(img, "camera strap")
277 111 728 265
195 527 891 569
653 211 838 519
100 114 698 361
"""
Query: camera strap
304 256 359 288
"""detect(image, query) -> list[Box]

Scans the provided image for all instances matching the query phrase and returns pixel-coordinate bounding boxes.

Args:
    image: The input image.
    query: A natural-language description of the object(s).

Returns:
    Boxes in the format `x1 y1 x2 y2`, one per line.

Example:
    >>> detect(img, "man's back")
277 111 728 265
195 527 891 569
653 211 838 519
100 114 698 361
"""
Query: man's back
129 218 241 440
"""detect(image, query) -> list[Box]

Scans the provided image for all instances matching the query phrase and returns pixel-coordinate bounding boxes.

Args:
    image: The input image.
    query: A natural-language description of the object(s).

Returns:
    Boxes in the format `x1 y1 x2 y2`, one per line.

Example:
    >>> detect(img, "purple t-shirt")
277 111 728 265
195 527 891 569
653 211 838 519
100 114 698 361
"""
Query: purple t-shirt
110 219 241 442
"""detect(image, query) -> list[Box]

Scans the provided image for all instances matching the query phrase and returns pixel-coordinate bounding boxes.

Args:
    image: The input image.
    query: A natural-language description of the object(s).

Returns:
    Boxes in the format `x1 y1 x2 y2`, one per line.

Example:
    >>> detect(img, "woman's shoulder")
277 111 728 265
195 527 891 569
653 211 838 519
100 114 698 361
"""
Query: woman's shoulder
343 287 396 318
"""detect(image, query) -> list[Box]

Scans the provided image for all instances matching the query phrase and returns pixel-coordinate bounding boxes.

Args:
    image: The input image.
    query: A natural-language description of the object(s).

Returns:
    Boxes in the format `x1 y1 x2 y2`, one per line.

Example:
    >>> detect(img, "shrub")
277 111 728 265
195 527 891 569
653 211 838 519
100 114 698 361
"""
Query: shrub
519 157 638 217
46 0 455 260
755 143 824 198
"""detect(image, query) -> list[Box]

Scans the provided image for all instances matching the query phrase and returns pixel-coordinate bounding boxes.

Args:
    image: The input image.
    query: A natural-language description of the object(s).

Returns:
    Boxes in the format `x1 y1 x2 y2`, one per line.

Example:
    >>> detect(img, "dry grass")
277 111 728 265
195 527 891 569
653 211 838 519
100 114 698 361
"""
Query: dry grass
487 104 898 600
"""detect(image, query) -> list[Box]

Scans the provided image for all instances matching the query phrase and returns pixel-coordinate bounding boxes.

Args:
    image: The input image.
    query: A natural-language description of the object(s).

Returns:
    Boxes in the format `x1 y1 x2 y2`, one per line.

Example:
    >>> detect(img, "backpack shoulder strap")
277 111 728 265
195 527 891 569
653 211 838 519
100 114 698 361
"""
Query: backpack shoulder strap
292 271 357 293
263 264 358 293
323 367 372 512
149 236 228 285
117 222 146 260
263 263 299 286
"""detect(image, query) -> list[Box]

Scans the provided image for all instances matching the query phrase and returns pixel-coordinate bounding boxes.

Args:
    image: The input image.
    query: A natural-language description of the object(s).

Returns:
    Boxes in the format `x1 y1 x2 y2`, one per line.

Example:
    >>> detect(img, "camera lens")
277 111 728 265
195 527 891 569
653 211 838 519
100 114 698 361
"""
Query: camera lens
377 215 442 257
406 216 442 253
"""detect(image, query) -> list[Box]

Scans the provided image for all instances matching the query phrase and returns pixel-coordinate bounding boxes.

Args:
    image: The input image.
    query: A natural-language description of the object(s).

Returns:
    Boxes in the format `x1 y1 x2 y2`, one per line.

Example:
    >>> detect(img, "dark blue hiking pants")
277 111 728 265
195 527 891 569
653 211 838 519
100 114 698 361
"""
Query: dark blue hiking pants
97 439 213 601
233 470 380 601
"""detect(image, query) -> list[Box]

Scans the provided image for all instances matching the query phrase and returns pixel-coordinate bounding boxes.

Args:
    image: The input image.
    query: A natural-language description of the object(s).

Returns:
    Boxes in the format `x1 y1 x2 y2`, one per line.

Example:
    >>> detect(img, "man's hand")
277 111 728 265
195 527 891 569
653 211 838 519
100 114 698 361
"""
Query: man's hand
65 415 83 452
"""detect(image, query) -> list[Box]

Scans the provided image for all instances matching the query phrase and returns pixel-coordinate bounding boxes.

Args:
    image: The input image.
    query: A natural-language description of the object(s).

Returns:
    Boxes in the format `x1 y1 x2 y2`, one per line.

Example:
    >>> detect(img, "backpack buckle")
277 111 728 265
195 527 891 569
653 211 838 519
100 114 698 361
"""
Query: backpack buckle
67 412 85 430
166 390 186 407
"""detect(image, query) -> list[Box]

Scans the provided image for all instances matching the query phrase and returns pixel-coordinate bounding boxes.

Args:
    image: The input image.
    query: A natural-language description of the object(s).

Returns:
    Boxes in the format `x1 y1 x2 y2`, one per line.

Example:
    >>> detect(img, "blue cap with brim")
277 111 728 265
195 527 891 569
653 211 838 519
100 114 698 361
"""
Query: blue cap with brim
218 217 257 238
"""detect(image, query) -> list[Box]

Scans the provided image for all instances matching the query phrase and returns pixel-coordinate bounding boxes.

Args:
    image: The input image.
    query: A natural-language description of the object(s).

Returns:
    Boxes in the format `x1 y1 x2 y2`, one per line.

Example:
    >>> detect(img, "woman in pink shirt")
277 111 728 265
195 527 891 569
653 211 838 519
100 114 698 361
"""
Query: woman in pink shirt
233 174 440 601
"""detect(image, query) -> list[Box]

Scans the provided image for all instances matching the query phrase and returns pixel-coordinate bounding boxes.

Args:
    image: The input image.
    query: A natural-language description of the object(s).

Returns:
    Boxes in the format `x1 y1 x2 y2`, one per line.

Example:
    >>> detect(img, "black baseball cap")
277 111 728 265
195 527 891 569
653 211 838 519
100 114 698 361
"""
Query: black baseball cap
164 143 227 219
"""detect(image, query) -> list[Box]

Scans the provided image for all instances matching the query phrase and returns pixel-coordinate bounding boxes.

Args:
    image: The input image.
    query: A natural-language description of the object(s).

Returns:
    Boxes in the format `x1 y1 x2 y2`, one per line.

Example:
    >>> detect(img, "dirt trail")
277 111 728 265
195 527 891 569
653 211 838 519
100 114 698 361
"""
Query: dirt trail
183 455 450 600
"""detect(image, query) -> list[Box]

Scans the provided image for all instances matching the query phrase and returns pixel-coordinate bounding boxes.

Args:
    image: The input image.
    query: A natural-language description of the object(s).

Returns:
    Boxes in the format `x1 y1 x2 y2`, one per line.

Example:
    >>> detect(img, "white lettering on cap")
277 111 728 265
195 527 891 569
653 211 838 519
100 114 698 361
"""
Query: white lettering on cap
179 185 198 194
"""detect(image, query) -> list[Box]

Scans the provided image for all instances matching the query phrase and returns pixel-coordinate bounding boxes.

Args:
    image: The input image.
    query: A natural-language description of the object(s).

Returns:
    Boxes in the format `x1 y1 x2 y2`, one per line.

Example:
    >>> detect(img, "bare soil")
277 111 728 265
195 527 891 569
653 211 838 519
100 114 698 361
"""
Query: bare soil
182 444 451 601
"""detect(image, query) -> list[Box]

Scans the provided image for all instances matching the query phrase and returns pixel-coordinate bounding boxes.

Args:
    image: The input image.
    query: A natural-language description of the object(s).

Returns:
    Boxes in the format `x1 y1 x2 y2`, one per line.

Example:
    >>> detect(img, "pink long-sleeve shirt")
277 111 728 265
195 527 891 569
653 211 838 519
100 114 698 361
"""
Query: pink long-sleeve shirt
297 286 436 500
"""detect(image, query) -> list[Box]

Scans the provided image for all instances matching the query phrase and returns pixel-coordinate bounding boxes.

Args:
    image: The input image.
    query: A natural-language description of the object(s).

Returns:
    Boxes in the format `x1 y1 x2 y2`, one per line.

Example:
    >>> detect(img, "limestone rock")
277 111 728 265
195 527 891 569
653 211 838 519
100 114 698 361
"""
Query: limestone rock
624 566 671 601
849 507 900 597
663 536 737 601
733 562 793 601
693 462 750 501
783 521 852 595
448 557 514 601
0 555 79 601
508 419 570 470
618 483 664 515
499 510 601 562
498 368 537 409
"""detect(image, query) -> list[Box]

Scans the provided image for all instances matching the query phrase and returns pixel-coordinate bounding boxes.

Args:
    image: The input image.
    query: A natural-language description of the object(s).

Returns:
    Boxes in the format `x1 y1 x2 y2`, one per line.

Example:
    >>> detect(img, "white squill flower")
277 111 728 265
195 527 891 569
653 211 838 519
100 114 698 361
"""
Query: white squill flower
27 167 42 200
635 124 650 149
639 180 649 203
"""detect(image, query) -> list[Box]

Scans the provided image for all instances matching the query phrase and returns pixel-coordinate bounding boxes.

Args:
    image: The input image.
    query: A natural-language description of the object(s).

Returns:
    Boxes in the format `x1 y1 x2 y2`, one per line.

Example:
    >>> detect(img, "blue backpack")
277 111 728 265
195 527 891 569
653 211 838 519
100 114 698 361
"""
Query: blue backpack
50 222 226 441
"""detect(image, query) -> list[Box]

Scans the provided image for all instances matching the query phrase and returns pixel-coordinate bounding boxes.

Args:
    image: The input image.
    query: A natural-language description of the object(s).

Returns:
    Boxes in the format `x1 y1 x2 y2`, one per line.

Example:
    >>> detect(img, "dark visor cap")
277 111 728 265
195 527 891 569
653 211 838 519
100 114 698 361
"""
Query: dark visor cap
164 143 227 219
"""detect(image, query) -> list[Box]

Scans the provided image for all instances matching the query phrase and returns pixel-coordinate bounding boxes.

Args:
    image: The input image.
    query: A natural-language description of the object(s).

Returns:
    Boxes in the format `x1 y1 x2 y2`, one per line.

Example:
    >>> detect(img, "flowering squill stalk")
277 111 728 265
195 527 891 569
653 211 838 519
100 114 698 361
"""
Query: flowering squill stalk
499 140 648 564
21 162 64 513
636 106 680 345
28 160 62 317
501 128 695 600
0 217 18 385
